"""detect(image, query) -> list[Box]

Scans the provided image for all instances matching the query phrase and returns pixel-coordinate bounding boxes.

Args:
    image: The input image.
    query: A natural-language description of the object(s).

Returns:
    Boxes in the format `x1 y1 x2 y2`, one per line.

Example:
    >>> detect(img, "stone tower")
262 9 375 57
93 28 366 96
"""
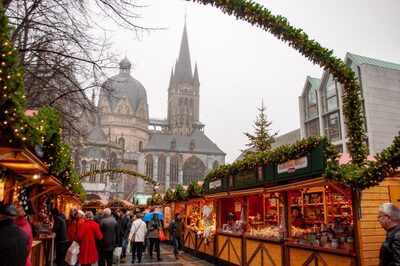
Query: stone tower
167 23 201 136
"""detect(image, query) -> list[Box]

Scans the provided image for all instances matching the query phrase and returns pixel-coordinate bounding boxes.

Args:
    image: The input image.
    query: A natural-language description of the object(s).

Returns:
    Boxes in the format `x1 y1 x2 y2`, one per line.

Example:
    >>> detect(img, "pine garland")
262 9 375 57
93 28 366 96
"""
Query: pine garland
79 169 157 187
174 184 188 201
187 180 205 199
163 188 176 203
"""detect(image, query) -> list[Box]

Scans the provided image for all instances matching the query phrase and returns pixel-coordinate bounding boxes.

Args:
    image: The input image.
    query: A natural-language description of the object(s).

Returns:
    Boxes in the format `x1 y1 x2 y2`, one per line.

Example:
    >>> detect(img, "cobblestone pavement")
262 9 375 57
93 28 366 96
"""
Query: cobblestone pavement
118 243 215 266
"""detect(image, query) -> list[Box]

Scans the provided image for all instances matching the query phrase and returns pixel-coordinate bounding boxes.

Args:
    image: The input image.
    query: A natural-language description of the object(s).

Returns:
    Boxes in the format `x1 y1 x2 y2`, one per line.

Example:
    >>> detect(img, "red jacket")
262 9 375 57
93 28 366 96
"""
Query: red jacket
76 220 103 264
15 217 33 266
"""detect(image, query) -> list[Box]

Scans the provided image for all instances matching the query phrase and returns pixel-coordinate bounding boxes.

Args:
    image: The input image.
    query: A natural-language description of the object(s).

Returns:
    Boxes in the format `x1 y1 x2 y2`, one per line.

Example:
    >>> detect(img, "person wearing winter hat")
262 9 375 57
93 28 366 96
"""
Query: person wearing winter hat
0 203 28 266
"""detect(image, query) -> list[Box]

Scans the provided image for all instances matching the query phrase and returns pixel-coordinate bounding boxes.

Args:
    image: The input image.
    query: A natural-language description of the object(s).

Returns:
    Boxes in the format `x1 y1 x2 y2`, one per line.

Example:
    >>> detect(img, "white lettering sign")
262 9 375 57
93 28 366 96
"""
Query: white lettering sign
277 156 308 174
209 179 222 189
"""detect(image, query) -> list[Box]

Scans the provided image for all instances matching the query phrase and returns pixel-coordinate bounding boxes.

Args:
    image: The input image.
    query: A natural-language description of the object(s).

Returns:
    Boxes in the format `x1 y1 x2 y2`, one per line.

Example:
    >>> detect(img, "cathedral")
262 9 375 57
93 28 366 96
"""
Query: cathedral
75 24 226 202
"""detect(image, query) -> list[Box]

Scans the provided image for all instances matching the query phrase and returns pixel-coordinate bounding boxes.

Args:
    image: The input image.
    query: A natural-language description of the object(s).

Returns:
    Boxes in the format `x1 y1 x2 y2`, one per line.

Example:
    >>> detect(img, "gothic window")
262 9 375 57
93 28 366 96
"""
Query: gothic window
118 137 125 149
145 154 154 178
81 160 87 175
213 160 219 169
100 161 105 183
179 117 184 126
183 156 206 186
118 106 123 113
139 141 143 152
89 160 97 182
170 155 179 185
158 154 166 184
125 106 129 114
110 152 117 180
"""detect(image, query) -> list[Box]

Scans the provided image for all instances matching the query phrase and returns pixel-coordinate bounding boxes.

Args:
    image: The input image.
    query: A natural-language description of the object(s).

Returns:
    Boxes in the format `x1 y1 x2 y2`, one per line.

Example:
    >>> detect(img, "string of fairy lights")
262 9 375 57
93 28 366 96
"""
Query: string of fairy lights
1 1 399 193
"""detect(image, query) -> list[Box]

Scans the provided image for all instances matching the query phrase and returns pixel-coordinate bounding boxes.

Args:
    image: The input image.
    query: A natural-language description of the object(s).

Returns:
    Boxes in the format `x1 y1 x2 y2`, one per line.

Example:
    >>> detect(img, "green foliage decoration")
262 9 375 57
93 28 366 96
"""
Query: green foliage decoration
174 184 188 201
206 136 337 181
83 200 107 209
188 0 367 166
147 193 163 206
187 180 204 199
163 188 176 204
325 131 400 189
79 169 157 187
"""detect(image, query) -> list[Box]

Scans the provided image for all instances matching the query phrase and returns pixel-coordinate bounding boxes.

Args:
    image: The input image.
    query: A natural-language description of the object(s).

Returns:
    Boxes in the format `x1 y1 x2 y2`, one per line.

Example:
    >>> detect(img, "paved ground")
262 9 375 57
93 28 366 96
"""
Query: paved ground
118 243 215 266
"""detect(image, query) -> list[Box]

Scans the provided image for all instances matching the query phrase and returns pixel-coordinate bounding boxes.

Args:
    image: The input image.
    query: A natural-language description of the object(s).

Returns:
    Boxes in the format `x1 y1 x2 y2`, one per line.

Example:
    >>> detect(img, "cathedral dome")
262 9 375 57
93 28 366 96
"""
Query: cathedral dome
101 57 148 114
119 57 131 69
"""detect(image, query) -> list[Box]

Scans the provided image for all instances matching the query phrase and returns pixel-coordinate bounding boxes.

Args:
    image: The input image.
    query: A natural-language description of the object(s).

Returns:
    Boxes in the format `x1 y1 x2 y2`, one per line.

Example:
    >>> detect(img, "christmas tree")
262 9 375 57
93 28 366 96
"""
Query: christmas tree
0 4 28 144
244 100 278 152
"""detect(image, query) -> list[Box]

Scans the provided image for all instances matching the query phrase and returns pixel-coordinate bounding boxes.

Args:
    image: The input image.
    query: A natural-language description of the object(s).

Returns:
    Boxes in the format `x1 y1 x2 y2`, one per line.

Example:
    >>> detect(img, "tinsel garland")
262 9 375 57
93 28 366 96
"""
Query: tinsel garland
79 169 157 187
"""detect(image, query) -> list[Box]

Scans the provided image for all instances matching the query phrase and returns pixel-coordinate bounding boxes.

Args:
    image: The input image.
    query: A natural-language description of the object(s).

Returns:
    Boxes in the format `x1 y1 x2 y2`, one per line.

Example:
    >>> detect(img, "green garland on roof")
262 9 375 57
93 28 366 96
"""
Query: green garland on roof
187 180 204 199
206 137 337 181
163 188 176 204
147 193 163 207
174 184 188 201
79 169 157 187
325 131 400 189
188 0 367 166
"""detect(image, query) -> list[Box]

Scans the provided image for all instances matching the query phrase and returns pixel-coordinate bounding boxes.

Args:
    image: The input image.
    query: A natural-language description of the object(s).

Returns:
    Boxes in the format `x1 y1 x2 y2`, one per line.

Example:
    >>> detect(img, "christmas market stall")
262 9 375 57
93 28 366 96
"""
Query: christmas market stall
181 181 216 260
204 138 361 266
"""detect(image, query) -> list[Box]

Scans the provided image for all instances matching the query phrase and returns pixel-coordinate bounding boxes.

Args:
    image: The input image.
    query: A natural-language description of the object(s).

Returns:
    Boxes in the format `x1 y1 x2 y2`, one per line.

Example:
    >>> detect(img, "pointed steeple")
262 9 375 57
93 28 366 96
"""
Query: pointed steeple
193 62 200 88
168 68 174 89
174 22 193 84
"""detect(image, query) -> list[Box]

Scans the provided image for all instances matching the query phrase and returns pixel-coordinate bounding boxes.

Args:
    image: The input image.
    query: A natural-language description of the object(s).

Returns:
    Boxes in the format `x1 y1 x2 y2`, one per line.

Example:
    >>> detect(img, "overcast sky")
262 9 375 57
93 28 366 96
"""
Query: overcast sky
104 0 400 163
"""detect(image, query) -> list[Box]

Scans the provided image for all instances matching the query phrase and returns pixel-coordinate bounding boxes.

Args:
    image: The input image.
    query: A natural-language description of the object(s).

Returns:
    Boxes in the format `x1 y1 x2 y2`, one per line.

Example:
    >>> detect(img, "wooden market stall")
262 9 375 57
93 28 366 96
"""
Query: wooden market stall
203 142 370 266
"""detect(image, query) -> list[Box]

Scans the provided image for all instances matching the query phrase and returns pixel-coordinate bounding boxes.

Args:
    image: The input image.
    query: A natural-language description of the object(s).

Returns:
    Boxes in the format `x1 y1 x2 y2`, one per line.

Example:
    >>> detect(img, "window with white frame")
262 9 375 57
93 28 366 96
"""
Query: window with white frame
323 111 341 141
305 119 320 137
305 84 318 119
322 76 338 113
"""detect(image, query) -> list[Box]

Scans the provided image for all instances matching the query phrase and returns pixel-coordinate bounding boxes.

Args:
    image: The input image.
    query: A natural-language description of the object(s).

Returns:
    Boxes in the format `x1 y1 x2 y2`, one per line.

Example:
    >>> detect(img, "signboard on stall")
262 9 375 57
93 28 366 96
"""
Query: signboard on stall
274 143 325 183
204 177 227 194
277 156 308 174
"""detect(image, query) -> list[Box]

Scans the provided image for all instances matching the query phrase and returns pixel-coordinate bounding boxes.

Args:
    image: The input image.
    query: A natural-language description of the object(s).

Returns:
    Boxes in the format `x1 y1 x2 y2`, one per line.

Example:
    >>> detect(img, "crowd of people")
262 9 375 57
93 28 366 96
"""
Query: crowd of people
0 201 188 266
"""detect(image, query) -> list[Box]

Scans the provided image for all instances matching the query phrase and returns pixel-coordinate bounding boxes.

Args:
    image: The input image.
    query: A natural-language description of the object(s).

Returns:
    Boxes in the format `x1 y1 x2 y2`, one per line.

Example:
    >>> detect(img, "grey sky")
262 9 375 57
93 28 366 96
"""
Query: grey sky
105 0 400 163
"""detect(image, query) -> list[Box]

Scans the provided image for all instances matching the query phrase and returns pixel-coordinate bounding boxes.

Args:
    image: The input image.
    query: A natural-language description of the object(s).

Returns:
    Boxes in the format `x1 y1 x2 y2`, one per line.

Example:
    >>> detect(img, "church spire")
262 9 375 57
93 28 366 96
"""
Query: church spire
173 22 193 84
193 62 200 88
168 68 174 89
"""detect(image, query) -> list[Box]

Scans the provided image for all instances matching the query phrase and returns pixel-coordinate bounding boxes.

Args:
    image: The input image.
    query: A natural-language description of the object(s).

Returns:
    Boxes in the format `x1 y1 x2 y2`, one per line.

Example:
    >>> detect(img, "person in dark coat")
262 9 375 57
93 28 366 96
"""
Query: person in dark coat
117 208 130 261
99 208 119 266
378 203 400 266
148 213 163 261
0 203 28 266
52 207 69 266
169 212 185 260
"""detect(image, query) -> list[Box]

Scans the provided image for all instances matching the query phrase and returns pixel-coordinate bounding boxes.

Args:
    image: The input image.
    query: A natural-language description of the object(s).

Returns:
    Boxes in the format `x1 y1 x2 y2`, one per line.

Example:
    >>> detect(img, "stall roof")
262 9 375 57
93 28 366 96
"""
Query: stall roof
0 147 48 178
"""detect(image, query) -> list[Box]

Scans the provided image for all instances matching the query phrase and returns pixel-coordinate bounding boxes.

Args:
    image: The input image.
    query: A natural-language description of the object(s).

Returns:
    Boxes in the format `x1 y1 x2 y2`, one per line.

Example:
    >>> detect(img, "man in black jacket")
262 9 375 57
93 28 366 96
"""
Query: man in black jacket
378 203 400 266
118 208 130 261
52 207 68 266
0 203 28 266
99 208 119 266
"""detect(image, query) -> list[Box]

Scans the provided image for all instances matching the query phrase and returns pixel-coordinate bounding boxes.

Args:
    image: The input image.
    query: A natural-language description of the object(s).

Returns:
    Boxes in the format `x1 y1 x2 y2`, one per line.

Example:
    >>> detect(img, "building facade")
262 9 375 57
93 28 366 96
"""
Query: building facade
299 53 400 155
75 23 225 201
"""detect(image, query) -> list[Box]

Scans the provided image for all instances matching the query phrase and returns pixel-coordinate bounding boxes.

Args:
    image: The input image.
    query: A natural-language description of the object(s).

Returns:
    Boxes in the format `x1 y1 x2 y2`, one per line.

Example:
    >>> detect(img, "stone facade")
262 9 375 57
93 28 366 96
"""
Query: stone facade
75 23 225 201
